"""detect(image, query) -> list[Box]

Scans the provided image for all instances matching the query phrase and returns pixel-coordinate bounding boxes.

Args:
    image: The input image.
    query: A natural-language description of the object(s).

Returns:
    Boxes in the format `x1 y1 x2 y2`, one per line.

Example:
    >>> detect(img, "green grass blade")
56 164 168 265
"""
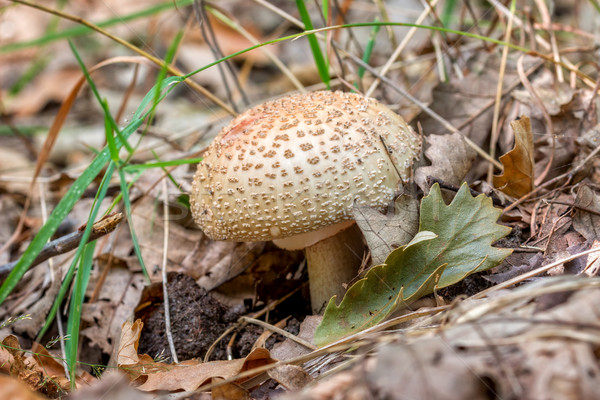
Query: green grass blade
441 0 457 28
148 29 184 127
1 76 180 308
36 161 116 341
295 0 330 89
66 240 96 387
356 20 380 84
104 105 119 162
122 157 202 172
118 168 150 283
68 41 133 154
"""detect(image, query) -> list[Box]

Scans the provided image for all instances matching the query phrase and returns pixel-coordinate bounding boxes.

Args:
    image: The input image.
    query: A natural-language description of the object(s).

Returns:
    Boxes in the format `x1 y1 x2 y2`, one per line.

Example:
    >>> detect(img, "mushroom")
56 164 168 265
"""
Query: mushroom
190 91 421 313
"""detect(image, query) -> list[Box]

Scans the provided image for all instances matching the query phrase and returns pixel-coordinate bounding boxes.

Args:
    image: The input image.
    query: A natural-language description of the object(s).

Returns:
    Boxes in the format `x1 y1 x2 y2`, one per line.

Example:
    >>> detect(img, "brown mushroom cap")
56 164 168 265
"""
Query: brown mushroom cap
190 90 421 243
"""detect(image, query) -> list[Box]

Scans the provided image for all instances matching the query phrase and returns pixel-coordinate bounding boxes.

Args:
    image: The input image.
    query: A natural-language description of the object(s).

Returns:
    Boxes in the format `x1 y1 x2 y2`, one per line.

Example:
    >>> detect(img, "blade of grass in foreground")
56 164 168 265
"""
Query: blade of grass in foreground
37 161 116 342
296 0 330 89
122 158 203 172
66 240 96 387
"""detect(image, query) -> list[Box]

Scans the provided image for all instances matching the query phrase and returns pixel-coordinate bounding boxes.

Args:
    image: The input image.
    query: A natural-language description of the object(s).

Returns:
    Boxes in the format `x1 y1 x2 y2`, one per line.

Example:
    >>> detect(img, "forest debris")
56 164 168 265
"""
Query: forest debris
316 183 512 346
493 116 535 198
134 273 240 362
215 250 304 306
131 196 264 285
511 74 575 117
271 316 321 361
117 319 276 392
68 372 152 400
0 334 88 396
573 185 600 241
352 193 419 265
81 266 145 357
414 132 477 193
211 377 250 400
582 241 600 277
286 277 600 400
268 364 314 390
0 212 124 281
0 374 47 400
417 53 537 147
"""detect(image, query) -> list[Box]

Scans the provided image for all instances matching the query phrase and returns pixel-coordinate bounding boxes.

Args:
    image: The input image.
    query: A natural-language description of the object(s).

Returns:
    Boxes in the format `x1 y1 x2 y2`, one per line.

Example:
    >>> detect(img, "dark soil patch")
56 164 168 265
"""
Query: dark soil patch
136 273 242 361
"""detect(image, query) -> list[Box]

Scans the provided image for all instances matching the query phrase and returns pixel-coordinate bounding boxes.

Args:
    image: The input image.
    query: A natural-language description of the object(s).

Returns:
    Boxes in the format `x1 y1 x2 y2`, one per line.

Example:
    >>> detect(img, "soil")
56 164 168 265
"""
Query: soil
135 273 302 362
136 273 241 361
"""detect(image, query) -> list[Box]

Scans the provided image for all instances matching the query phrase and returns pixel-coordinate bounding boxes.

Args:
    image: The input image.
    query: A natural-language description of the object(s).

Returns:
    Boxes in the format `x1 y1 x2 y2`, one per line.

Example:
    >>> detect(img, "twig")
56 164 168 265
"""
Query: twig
0 213 124 281
240 316 317 351
161 179 178 364
473 247 600 299
203 284 306 362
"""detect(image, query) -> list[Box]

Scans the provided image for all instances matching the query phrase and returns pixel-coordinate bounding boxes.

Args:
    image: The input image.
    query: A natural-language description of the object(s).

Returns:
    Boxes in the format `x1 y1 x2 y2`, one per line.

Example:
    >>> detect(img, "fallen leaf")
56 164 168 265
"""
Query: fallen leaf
117 320 144 367
0 375 47 400
68 372 152 400
271 315 321 361
136 348 275 392
352 193 419 265
81 266 145 356
493 116 535 198
573 185 600 242
315 183 512 346
268 364 314 390
211 377 249 400
117 319 276 392
414 132 477 193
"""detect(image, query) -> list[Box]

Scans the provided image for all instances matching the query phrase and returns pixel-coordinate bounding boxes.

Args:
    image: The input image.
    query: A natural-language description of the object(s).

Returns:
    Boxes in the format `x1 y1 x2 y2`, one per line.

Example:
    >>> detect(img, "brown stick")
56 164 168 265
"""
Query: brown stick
0 213 123 281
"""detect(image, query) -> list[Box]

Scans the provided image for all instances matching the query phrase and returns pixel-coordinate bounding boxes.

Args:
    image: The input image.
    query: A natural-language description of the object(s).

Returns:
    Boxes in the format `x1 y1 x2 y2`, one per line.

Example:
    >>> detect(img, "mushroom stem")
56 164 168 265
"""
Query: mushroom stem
305 224 364 314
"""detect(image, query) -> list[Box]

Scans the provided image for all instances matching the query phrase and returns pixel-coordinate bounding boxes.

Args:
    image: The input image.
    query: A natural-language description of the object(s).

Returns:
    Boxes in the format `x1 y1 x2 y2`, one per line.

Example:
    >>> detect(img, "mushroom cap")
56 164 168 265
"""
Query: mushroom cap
190 90 421 243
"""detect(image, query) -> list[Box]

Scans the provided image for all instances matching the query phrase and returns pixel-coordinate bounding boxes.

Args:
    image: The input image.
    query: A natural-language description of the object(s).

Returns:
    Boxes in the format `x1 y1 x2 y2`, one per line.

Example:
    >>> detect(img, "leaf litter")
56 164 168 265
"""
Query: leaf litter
1 1 600 399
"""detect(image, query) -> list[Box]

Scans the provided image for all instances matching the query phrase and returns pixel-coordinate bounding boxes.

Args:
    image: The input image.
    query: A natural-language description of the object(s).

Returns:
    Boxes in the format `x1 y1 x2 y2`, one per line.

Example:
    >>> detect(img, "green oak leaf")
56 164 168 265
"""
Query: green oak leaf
314 183 512 346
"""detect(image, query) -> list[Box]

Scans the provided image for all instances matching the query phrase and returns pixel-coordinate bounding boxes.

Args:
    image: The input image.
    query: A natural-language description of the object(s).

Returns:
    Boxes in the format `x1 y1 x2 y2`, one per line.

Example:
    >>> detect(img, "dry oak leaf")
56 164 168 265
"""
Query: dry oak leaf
414 132 477 193
352 193 419 265
117 319 276 392
493 115 535 198
117 320 145 367
573 185 600 242
135 348 275 392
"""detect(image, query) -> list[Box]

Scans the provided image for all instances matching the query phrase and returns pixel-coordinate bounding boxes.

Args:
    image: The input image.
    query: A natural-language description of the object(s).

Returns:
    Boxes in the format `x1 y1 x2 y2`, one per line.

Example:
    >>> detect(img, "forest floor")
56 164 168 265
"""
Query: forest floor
1 0 600 399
